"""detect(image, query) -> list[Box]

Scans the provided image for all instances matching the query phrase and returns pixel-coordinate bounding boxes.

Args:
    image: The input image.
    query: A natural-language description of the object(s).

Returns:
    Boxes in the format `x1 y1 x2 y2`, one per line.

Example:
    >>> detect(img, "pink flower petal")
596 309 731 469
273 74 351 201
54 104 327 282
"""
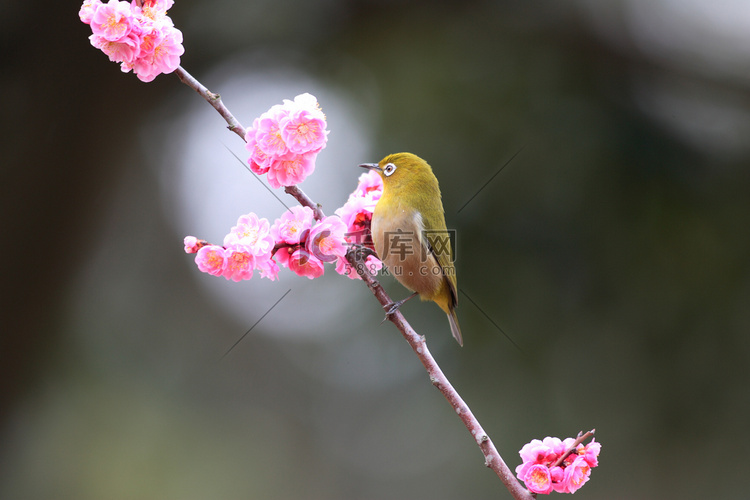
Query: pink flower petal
270 206 315 245
307 216 348 263
90 0 134 41
288 249 324 279
195 245 227 276
523 464 553 495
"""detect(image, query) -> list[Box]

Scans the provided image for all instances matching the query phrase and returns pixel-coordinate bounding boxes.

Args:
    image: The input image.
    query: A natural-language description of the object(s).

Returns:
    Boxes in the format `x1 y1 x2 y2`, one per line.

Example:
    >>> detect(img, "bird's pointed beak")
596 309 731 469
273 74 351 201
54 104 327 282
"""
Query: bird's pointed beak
359 162 380 172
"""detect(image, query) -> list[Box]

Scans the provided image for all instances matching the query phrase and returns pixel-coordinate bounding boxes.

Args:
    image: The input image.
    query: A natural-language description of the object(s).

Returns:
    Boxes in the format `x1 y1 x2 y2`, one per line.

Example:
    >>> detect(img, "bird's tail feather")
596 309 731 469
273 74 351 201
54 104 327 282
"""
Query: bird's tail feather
448 310 463 346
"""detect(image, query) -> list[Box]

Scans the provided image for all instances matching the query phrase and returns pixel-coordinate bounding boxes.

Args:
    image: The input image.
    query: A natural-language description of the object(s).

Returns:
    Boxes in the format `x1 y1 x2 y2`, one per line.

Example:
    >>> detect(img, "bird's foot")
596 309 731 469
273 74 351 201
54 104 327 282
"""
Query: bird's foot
380 292 419 323
347 243 378 260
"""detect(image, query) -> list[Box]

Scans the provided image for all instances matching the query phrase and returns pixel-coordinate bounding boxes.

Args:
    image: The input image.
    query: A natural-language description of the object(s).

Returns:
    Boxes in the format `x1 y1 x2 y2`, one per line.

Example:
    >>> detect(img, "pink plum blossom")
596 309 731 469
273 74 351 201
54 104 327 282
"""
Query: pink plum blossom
334 256 355 278
194 245 227 276
287 93 322 114
81 0 183 82
184 236 203 253
243 94 329 188
335 169 382 234
90 0 134 41
137 0 174 22
79 0 103 23
245 128 272 175
581 439 600 468
271 206 315 245
336 170 383 211
353 169 384 208
273 245 291 268
518 438 552 465
222 247 255 282
245 130 272 175
190 232 278 281
256 114 289 157
90 31 140 64
549 466 564 485
132 26 184 82
189 224 279 281
280 108 328 154
286 248 325 279
331 170 385 279
133 22 163 57
184 236 199 253
224 212 275 259
255 256 280 281
557 456 591 494
307 216 348 263
335 195 370 235
266 152 316 189
545 437 570 460
516 434 600 495
524 464 553 495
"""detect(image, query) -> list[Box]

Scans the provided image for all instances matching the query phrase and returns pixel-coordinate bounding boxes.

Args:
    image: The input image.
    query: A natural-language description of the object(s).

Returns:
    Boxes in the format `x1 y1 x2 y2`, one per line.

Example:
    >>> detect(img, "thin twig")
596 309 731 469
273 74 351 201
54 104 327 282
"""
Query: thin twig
347 251 534 500
174 66 247 140
175 66 533 500
174 67 327 218
285 186 325 221
551 429 596 469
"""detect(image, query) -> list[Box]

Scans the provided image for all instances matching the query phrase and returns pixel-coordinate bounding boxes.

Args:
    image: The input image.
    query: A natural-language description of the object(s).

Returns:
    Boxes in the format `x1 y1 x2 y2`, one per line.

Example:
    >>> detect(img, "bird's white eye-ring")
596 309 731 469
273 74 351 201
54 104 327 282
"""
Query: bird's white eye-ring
383 163 397 176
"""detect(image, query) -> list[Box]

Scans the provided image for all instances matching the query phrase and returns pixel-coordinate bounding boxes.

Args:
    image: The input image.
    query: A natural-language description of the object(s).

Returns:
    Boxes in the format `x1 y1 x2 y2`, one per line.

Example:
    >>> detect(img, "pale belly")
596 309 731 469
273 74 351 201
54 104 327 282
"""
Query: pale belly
371 208 443 299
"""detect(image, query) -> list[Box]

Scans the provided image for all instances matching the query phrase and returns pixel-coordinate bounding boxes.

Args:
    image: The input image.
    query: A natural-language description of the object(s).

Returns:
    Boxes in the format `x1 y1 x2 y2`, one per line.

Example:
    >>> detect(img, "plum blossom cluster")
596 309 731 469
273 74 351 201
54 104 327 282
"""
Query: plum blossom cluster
273 209 348 279
184 213 278 282
184 94 381 282
184 203 381 281
334 169 384 279
515 435 601 494
79 0 184 82
245 94 329 188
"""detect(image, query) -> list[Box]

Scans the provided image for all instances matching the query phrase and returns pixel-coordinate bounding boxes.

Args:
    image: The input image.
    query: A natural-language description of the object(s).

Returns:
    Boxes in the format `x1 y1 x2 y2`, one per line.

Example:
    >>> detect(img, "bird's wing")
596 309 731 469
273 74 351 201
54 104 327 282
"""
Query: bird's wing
420 214 458 310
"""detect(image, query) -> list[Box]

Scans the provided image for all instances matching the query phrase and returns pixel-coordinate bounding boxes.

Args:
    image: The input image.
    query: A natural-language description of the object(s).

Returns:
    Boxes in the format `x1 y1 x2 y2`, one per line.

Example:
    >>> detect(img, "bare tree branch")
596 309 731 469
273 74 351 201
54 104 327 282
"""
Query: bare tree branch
175 66 534 500
175 66 247 140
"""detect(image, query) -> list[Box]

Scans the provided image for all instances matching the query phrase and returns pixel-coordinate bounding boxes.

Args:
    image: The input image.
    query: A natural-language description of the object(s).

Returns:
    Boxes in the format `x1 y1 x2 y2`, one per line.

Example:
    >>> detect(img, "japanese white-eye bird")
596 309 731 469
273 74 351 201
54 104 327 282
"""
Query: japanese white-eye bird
360 153 462 346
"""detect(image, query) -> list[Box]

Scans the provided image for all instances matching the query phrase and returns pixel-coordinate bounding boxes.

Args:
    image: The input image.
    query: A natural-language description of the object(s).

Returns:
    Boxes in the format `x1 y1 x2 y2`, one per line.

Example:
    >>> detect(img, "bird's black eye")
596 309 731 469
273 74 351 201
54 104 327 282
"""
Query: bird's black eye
383 163 397 176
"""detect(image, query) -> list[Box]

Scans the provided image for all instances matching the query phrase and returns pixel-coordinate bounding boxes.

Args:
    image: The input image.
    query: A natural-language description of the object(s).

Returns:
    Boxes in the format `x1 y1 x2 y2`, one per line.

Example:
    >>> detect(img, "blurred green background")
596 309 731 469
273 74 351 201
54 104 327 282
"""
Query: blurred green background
2 1 750 498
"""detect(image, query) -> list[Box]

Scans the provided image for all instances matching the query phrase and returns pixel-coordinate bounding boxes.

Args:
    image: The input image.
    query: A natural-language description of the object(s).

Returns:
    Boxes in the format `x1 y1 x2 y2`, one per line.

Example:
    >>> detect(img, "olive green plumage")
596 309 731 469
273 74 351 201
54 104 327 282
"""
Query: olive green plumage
360 153 462 345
